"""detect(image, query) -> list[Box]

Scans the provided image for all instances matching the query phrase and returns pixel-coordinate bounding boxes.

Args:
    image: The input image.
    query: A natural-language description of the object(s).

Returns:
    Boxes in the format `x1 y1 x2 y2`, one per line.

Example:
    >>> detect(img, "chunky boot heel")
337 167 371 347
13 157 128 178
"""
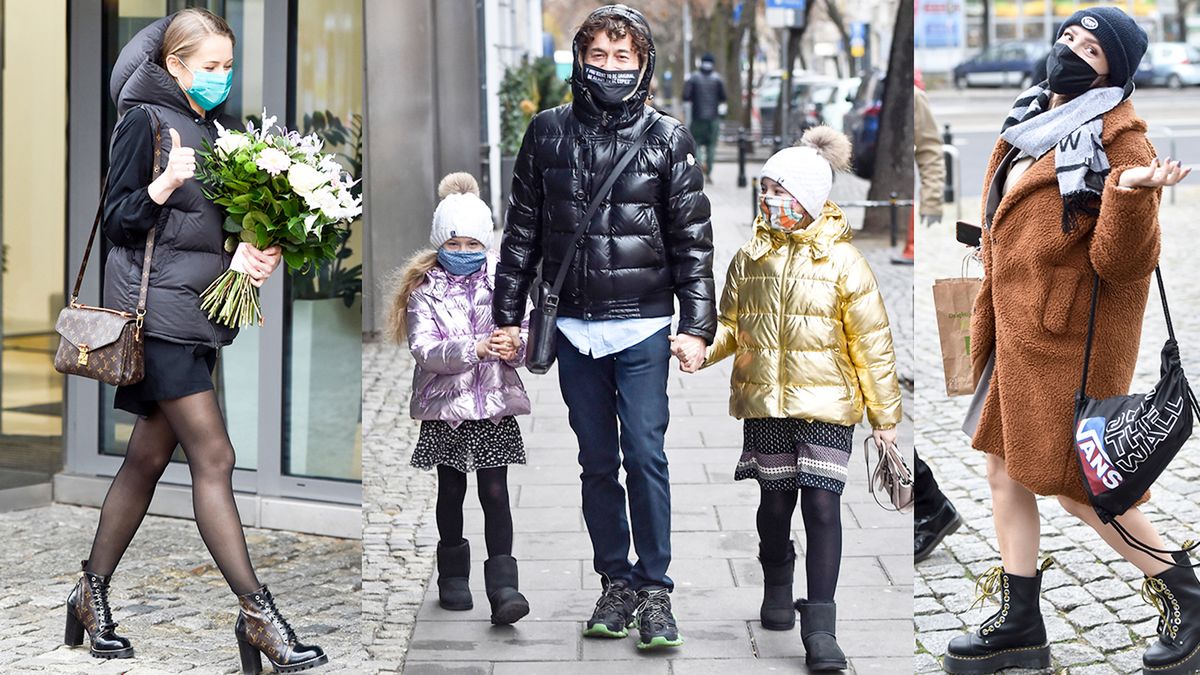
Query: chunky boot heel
759 540 797 631
235 585 329 673
1142 551 1200 675
65 560 134 659
436 539 474 611
943 559 1054 674
485 555 530 625
64 607 84 647
237 638 263 675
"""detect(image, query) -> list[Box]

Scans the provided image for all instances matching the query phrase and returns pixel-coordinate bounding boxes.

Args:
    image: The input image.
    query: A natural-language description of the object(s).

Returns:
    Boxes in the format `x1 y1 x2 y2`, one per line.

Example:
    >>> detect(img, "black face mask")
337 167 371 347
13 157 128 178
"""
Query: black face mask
581 63 639 108
1046 42 1099 95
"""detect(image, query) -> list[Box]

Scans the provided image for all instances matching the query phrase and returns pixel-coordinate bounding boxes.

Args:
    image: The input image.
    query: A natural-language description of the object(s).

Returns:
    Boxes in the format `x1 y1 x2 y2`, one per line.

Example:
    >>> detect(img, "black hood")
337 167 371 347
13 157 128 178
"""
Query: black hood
570 4 656 128
110 14 230 120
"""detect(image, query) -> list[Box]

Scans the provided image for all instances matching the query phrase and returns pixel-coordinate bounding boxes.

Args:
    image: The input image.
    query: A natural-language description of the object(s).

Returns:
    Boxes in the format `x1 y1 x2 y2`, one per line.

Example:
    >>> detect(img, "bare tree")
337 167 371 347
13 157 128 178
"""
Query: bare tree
862 0 913 232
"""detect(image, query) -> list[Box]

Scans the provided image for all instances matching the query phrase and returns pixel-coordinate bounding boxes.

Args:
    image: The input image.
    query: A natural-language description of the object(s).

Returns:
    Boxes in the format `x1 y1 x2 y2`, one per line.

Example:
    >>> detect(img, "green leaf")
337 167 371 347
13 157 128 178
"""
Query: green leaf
282 250 306 270
222 216 243 233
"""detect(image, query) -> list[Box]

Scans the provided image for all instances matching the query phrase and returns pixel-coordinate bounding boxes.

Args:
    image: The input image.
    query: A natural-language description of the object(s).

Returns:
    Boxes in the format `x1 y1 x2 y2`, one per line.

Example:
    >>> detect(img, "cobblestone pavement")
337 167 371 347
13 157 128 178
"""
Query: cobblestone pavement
913 187 1200 674
361 159 917 673
0 503 363 673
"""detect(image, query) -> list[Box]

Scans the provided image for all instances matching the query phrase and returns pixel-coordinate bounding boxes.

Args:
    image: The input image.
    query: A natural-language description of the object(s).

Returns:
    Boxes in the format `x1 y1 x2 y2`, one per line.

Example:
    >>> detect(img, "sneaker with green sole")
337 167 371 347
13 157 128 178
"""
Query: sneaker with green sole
582 578 637 638
634 587 683 649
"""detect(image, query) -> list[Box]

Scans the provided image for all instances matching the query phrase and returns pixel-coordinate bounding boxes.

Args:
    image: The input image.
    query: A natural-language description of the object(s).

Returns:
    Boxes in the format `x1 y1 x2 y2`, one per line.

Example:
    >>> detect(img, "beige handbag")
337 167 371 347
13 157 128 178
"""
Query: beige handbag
864 437 914 513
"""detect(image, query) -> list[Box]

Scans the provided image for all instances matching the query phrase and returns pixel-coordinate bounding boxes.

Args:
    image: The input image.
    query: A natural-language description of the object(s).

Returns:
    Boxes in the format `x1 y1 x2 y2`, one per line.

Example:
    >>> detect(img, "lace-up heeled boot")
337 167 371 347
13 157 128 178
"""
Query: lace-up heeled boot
65 560 133 659
235 585 328 674
942 559 1053 674
1141 552 1200 675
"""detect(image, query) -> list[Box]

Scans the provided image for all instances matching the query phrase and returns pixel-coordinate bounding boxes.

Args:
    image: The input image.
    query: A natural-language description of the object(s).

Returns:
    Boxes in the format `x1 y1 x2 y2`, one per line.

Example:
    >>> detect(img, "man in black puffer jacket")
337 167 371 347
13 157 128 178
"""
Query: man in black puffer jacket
494 3 715 652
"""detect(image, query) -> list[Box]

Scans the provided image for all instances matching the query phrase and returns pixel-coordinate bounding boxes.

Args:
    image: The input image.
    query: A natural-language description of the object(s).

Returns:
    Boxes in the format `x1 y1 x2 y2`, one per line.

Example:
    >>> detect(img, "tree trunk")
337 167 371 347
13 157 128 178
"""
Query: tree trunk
862 0 914 233
742 0 759 132
981 0 991 50
824 0 851 76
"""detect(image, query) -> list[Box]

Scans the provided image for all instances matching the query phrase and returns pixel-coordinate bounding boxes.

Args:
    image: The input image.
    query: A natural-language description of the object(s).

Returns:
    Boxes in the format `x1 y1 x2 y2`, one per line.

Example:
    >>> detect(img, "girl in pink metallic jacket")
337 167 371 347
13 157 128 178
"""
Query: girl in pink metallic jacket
387 172 531 626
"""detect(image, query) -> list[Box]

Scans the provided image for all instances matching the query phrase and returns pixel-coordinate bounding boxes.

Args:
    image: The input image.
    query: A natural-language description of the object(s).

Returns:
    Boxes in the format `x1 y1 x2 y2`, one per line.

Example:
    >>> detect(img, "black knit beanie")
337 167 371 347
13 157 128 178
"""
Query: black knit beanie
1057 7 1148 90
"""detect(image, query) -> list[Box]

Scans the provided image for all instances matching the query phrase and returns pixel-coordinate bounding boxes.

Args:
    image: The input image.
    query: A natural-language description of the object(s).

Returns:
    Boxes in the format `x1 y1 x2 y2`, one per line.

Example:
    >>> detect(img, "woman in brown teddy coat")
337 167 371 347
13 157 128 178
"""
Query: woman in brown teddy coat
941 9 1199 675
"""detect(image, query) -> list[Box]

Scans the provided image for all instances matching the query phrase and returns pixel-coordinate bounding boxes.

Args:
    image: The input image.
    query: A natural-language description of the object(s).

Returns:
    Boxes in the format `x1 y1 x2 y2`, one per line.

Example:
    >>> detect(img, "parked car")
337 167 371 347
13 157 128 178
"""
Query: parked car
798 77 860 134
843 70 885 179
754 70 836 140
952 42 1044 88
1134 42 1200 89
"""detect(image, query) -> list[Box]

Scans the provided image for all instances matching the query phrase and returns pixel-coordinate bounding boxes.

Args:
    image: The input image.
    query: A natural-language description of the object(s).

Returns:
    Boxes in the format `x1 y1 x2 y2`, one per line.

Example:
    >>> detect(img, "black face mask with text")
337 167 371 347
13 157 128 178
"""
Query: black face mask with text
1046 42 1099 96
582 63 639 108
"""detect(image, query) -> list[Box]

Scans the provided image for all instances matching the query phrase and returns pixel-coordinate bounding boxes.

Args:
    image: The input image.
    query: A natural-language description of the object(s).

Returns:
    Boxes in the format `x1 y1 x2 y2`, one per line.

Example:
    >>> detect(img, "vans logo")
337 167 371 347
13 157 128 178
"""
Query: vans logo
1081 15 1099 30
1076 416 1123 492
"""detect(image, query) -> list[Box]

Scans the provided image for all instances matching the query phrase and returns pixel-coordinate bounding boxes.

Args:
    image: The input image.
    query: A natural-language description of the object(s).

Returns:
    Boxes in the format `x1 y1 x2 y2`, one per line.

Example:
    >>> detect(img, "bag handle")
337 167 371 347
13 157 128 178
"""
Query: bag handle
863 437 914 513
70 106 162 326
1079 266 1174 399
541 112 662 309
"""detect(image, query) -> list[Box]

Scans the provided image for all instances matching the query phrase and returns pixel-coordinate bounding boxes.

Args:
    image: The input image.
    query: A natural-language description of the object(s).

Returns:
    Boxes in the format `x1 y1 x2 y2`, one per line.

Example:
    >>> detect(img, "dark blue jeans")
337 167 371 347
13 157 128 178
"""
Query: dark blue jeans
556 327 674 591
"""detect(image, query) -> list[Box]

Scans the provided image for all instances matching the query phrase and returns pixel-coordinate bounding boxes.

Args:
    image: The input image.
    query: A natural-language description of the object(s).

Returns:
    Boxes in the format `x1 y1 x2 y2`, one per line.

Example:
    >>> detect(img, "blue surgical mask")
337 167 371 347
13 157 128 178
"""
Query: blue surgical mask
437 249 487 277
177 59 233 111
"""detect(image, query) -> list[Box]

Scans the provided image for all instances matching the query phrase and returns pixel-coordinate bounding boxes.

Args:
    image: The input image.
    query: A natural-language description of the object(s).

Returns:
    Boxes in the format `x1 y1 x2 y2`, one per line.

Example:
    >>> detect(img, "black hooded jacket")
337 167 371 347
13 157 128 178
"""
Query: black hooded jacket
103 15 239 348
493 5 716 343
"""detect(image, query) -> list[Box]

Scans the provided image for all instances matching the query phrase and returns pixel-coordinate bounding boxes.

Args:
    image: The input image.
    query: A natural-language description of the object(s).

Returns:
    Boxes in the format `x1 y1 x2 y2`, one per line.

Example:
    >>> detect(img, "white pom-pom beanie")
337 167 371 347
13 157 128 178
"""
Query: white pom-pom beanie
429 172 494 249
759 126 853 220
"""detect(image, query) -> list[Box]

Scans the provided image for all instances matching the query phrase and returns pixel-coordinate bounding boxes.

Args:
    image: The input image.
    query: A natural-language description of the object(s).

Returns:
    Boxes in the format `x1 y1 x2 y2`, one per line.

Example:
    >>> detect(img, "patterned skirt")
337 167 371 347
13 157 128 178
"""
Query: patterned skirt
735 418 855 494
410 416 526 473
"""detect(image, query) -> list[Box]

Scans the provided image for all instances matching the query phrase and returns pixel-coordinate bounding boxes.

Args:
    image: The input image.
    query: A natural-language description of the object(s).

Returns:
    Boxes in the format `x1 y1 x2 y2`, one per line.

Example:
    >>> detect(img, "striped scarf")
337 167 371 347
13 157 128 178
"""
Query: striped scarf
999 82 1126 232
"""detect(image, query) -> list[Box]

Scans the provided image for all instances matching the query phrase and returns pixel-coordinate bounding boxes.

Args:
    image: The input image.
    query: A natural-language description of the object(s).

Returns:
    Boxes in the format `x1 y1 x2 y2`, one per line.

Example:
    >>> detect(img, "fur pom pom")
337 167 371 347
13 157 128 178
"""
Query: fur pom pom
799 126 852 173
437 172 480 199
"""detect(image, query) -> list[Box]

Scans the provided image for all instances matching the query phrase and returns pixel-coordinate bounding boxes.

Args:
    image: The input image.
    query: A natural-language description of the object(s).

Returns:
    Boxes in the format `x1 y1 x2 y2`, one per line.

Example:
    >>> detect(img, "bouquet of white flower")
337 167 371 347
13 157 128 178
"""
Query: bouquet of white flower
196 109 362 327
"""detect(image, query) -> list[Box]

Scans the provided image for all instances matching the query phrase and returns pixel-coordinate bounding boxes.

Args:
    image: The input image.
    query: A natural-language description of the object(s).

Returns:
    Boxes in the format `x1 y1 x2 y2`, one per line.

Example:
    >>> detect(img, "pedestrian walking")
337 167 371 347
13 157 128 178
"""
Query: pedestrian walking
682 52 727 180
388 172 532 627
493 3 716 652
702 126 903 671
943 9 1197 674
70 9 327 673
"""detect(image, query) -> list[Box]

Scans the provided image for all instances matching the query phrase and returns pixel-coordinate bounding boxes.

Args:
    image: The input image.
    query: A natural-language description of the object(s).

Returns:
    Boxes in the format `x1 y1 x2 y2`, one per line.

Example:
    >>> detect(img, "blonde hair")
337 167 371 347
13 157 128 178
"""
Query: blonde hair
385 249 440 343
161 8 236 65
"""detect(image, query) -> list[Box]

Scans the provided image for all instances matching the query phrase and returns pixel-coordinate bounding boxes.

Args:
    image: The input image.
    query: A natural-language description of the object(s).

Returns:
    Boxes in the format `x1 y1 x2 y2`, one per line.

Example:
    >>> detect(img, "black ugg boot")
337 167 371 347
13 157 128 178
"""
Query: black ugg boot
234 585 328 674
484 555 529 625
943 559 1053 674
796 599 847 671
759 540 797 630
64 560 134 659
436 540 473 611
1142 552 1200 675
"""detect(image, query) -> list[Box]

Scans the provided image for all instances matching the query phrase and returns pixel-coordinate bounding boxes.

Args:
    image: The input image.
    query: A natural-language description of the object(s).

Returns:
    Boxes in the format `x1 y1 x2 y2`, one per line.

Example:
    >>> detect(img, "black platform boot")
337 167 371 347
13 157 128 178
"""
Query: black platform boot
235 585 328 674
484 555 530 625
796 599 847 671
1142 552 1200 675
760 540 797 630
943 559 1054 674
64 560 133 659
436 539 473 611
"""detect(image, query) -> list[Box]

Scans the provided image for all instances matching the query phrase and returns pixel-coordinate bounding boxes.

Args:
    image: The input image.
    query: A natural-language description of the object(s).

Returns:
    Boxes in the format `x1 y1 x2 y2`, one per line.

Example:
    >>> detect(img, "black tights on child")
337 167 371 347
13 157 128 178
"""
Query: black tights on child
757 485 843 602
436 465 513 557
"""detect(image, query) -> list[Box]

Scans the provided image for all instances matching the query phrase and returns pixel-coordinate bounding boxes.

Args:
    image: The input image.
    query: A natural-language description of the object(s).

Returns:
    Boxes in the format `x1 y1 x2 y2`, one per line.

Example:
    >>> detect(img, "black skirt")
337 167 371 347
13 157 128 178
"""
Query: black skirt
411 417 526 473
735 418 855 494
113 338 218 417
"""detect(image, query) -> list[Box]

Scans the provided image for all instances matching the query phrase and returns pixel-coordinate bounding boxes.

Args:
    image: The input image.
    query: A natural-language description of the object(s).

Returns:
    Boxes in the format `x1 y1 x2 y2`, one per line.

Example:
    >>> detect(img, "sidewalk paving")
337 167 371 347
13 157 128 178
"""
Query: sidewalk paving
363 160 916 674
913 188 1200 674
0 503 363 674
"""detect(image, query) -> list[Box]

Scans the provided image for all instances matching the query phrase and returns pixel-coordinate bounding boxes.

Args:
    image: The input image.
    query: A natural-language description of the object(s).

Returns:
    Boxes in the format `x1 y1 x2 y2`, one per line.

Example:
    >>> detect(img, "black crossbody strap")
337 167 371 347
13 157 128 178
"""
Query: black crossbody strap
543 112 662 308
1079 265 1174 398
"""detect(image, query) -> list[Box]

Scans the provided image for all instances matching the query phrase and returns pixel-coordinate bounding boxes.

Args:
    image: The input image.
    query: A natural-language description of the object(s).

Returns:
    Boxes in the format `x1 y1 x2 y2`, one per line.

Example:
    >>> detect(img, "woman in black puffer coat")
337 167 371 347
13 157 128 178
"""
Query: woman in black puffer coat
65 10 328 673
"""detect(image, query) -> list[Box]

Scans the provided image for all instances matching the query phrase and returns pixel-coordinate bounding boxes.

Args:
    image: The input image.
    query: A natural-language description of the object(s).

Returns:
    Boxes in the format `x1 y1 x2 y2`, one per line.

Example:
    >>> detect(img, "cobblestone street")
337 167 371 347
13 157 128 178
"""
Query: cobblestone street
0 503 363 673
362 160 916 673
913 187 1200 674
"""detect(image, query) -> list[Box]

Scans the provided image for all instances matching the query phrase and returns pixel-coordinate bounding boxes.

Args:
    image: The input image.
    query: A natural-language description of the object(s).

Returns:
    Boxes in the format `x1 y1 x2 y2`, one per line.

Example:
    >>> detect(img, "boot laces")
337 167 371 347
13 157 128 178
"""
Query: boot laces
86 574 118 632
970 567 1011 635
636 589 674 631
255 589 298 644
1141 576 1182 640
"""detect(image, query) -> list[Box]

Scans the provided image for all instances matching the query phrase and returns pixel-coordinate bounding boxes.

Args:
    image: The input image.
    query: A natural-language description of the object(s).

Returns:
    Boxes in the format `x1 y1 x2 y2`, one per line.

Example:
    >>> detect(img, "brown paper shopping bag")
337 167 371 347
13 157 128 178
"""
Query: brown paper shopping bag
933 277 983 396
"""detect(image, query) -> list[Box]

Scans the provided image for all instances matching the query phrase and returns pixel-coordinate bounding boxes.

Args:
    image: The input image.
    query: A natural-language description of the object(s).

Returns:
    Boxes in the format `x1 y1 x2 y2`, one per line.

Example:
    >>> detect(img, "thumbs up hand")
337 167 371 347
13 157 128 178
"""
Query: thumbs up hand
149 127 196 204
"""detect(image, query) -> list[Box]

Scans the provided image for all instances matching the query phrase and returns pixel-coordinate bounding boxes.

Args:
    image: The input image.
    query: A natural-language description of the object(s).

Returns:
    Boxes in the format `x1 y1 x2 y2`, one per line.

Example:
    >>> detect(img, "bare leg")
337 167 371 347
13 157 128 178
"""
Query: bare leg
157 390 261 595
86 410 179 575
1057 496 1172 576
986 453 1041 576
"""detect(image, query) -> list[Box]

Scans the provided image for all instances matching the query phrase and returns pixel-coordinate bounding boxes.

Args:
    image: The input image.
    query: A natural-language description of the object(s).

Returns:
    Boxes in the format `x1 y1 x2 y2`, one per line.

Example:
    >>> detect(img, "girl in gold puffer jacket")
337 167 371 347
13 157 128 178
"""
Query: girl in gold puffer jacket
701 127 902 670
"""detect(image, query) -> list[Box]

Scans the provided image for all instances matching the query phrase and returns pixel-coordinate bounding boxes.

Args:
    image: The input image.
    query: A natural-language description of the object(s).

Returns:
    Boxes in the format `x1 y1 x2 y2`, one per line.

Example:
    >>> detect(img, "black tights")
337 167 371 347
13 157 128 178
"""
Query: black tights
436 465 513 558
758 486 843 602
87 390 261 595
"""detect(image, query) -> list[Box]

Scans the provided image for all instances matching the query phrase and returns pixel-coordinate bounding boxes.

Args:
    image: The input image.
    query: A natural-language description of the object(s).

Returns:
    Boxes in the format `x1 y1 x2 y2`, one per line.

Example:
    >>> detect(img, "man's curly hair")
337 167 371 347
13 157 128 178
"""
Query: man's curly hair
575 11 650 64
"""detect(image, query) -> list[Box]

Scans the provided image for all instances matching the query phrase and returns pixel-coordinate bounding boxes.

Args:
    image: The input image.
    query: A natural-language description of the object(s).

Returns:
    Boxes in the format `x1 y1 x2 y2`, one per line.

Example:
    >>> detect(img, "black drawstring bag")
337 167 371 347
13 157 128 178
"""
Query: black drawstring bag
1074 267 1200 568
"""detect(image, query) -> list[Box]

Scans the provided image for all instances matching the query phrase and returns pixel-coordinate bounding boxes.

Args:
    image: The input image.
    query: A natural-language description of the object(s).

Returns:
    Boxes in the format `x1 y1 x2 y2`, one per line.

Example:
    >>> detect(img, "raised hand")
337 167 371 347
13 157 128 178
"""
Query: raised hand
1118 157 1191 189
150 128 197 205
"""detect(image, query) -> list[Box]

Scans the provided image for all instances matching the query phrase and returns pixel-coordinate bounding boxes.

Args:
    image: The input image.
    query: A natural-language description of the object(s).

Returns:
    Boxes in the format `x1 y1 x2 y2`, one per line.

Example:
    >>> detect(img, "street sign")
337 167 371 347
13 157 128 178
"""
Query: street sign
850 21 867 58
766 0 806 28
